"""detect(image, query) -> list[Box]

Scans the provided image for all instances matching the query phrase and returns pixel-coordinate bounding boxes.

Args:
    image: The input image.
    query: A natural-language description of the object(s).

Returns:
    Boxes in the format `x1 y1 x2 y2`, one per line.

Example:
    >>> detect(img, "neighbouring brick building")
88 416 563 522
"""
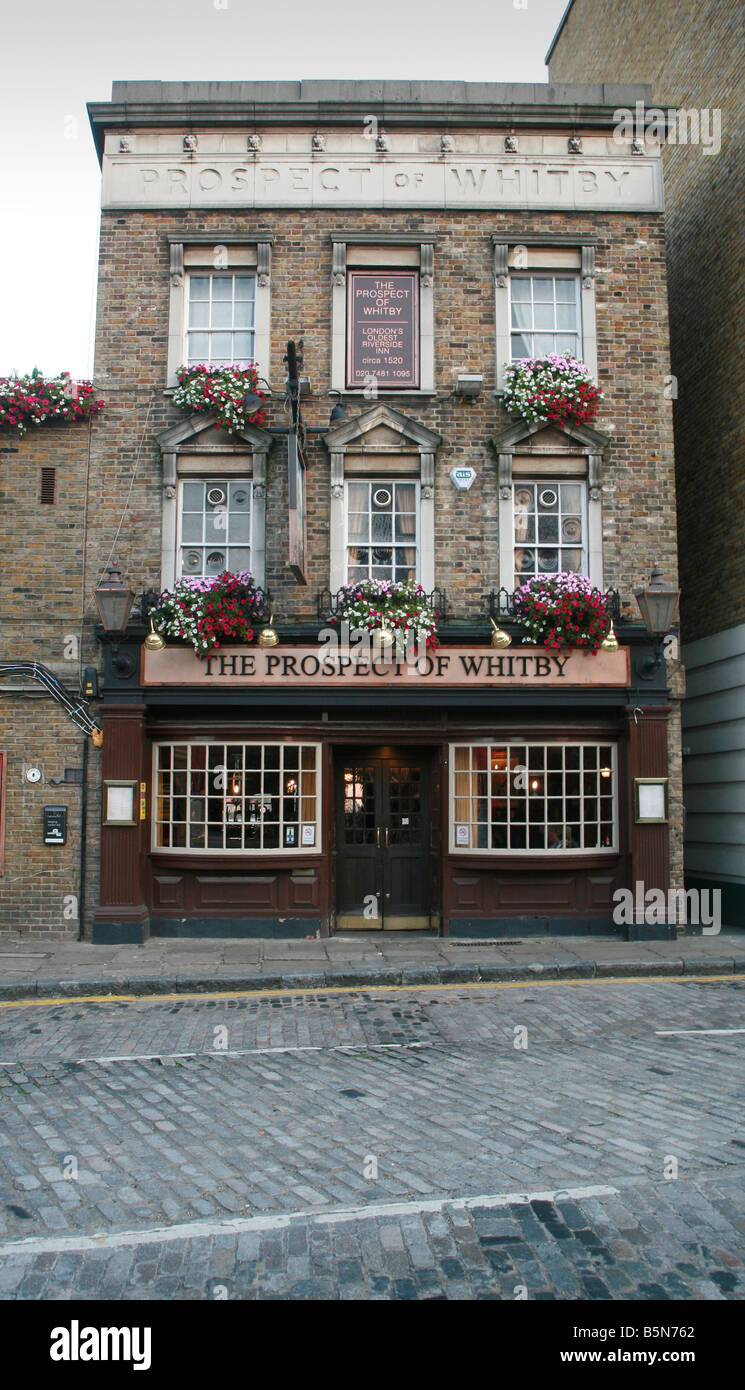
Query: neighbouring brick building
548 0 744 925
1 79 685 941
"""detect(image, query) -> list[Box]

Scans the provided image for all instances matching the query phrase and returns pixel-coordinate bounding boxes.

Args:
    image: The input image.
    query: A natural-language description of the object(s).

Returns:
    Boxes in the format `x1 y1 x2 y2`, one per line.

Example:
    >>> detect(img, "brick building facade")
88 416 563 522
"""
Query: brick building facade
1 80 685 940
548 2 744 922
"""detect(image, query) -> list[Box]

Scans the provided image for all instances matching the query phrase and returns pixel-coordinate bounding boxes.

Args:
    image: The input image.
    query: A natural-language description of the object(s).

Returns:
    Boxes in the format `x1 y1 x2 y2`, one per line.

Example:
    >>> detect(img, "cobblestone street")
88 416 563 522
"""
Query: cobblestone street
0 976 743 1299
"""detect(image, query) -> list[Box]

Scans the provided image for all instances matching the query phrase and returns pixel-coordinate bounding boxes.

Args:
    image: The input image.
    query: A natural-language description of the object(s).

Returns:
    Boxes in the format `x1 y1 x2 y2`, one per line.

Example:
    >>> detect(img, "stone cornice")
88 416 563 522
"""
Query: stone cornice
87 80 654 163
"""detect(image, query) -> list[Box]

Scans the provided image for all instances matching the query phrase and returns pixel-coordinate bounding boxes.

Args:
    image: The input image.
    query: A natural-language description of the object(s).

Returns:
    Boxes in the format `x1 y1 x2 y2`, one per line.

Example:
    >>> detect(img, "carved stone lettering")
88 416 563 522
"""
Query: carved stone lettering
104 153 662 212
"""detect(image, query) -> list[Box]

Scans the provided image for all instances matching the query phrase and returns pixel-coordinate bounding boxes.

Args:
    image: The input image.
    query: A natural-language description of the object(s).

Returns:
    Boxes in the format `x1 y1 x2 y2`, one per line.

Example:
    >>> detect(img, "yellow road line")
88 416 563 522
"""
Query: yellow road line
0 973 740 1009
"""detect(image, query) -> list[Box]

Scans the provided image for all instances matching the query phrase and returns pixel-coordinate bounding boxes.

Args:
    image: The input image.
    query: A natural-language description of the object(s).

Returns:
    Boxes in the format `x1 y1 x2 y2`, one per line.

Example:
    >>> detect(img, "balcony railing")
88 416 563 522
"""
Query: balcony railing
317 588 448 621
484 586 621 624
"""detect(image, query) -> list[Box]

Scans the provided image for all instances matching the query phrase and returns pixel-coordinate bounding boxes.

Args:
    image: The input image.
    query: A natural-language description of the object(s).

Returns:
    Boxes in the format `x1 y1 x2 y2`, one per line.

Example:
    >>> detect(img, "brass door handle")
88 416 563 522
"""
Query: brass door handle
385 826 389 846
376 826 381 846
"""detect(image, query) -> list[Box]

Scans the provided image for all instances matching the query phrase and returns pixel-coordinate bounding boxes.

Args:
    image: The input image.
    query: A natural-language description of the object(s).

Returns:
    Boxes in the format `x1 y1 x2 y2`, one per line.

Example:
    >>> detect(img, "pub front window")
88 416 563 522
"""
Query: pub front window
451 742 616 853
154 742 320 853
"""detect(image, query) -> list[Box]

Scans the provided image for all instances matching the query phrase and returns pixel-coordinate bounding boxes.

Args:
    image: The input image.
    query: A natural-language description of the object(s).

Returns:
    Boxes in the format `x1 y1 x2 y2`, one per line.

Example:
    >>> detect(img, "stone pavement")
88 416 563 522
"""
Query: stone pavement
0 928 743 1000
1 1179 743 1301
0 977 744 1300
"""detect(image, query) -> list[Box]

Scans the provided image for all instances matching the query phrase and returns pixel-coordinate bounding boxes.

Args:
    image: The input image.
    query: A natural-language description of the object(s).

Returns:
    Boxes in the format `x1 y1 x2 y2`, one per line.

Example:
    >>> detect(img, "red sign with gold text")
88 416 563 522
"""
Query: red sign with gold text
346 271 419 388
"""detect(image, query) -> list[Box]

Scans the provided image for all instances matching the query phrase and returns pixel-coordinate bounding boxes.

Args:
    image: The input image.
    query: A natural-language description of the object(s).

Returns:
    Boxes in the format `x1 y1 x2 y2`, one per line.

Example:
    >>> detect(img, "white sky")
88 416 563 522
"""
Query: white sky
0 0 569 379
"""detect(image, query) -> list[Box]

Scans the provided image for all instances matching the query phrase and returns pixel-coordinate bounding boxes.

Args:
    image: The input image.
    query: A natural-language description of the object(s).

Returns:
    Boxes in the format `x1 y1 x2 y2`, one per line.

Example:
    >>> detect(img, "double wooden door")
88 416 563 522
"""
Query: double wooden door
335 750 433 929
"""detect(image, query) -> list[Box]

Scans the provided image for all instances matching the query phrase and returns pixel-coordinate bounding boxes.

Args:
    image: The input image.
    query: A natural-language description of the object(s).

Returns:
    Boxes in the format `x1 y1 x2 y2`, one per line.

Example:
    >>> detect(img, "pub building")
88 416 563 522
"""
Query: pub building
83 80 684 943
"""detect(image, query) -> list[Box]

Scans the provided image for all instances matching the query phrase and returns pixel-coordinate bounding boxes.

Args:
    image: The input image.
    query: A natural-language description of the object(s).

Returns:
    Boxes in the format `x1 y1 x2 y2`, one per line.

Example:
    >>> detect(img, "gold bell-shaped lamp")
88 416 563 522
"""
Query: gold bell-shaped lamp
144 617 166 652
600 620 619 652
258 614 279 648
489 616 512 649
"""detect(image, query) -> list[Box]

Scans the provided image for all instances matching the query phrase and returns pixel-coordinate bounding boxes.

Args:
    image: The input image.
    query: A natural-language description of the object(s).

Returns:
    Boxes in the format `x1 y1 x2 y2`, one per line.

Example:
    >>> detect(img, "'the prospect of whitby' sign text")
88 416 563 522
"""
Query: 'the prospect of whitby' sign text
102 155 663 212
347 272 419 388
142 645 630 687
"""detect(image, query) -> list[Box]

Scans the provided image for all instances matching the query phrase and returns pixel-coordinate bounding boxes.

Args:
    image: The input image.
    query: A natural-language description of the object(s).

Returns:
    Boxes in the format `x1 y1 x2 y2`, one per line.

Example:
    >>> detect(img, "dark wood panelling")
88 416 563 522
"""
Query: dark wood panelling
498 879 574 908
152 875 184 909
195 876 277 910
627 705 671 897
452 875 483 910
289 873 320 908
444 861 625 922
95 704 149 929
147 866 320 917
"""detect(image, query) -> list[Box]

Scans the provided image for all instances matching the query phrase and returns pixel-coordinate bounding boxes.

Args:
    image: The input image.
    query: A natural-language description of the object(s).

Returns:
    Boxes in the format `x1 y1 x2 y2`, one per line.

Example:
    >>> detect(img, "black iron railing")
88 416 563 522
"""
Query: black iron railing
484 586 621 623
141 587 273 625
317 588 448 621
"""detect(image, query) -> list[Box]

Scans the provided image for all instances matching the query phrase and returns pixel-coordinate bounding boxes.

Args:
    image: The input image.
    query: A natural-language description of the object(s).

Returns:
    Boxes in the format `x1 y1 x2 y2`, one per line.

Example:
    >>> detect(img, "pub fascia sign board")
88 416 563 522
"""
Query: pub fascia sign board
142 644 630 687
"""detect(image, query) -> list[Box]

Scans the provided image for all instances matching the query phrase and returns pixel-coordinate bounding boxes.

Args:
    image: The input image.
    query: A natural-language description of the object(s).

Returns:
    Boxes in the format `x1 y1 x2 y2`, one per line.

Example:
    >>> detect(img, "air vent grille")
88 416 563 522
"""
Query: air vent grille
40 467 57 504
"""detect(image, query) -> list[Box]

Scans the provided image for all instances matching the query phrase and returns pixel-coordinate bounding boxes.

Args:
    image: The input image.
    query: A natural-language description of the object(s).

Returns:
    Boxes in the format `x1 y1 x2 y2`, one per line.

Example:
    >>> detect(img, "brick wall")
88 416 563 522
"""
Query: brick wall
0 421 103 937
549 0 745 641
1 125 684 933
89 207 678 618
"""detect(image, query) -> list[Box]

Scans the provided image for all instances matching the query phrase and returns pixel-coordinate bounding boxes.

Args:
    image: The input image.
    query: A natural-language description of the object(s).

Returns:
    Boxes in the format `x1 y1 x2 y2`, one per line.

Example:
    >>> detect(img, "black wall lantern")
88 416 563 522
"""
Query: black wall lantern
93 561 138 678
634 563 681 674
93 562 136 632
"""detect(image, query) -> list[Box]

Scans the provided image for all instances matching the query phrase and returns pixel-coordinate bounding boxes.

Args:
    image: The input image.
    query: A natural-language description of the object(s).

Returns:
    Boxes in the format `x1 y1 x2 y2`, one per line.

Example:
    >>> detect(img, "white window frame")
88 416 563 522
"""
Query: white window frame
511 478 589 589
344 478 421 587
449 741 618 856
509 273 582 362
175 476 254 582
494 240 598 392
166 237 272 388
183 270 257 369
152 741 322 857
330 236 435 396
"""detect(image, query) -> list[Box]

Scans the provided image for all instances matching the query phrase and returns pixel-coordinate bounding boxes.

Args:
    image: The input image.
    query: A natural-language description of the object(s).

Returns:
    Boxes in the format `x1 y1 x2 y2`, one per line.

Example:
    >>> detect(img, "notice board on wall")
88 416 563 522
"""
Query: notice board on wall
346 271 419 388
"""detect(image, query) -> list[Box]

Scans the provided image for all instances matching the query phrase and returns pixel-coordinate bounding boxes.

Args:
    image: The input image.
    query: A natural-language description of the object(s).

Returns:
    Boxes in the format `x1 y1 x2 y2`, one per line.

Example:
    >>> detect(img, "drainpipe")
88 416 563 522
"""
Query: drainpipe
77 732 89 941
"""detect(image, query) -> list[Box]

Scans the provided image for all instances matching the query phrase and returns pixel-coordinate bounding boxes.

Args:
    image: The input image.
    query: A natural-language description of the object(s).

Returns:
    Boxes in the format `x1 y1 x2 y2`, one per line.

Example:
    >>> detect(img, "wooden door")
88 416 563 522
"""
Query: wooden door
335 750 432 929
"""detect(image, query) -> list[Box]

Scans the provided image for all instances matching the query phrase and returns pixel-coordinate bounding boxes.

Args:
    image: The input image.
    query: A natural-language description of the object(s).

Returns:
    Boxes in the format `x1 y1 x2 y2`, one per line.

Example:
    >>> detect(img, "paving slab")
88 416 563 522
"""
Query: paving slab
0 930 742 1000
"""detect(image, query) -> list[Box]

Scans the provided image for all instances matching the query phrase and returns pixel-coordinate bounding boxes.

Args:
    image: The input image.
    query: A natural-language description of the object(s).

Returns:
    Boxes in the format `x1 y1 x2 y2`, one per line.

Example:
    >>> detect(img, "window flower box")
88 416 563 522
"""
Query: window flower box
172 363 267 434
0 369 104 435
150 571 265 657
513 572 611 653
502 355 603 428
332 579 440 655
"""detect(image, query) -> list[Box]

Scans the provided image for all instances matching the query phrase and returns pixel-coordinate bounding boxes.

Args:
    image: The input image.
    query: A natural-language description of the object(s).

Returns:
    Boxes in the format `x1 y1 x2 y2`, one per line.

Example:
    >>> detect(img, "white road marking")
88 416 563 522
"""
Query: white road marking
655 1027 745 1037
0 1184 619 1258
0 1040 433 1067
